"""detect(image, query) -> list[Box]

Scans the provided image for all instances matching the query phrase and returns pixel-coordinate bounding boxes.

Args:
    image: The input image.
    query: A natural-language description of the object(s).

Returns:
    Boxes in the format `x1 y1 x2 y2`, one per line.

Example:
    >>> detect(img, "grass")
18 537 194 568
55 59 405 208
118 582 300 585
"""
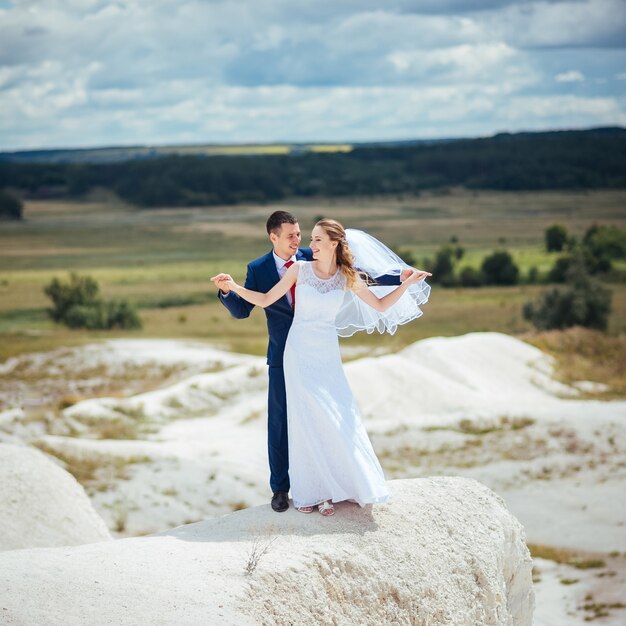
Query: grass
32 440 151 487
244 533 277 576
523 327 626 399
378 437 488 473
424 415 536 435
165 397 184 410
378 416 569 474
1 190 625 388
68 403 157 440
528 543 607 569
86 406 157 440
579 593 626 622
0 355 185 412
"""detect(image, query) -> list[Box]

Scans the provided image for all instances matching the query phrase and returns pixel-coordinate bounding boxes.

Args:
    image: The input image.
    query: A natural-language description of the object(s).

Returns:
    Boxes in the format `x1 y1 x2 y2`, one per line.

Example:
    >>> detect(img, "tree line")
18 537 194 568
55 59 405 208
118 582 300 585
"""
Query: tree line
415 222 624 332
1 127 625 212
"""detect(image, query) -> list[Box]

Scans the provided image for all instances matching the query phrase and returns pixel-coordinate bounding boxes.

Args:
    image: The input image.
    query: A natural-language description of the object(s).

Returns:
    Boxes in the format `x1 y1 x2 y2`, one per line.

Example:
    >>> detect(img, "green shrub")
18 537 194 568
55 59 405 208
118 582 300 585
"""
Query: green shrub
548 243 613 283
458 266 485 287
545 224 568 252
105 300 142 329
583 223 626 260
547 256 573 283
481 250 519 285
526 266 540 284
523 257 612 331
0 189 23 220
426 246 461 286
433 247 455 280
44 273 142 330
64 303 108 329
44 273 100 322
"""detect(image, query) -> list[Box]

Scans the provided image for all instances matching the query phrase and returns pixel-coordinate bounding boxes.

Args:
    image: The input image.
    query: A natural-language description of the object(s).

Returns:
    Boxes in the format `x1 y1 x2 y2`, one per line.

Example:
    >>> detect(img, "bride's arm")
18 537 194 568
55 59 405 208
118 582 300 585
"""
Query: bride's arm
219 263 299 308
355 270 431 312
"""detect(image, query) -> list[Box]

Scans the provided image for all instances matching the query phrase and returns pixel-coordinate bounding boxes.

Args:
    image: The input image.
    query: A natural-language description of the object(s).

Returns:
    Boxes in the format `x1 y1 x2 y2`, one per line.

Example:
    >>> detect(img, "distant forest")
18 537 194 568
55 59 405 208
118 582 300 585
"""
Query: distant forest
1 128 625 209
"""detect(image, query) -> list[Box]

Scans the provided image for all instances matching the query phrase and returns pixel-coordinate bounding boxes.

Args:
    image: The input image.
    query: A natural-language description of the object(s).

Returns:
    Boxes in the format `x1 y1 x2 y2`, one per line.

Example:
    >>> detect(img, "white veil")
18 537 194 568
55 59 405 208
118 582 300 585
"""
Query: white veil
335 229 431 337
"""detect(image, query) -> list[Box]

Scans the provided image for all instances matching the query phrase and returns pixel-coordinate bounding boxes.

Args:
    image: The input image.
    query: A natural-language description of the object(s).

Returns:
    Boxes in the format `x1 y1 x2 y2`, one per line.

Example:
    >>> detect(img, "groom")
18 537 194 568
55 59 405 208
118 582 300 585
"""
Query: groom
212 211 411 512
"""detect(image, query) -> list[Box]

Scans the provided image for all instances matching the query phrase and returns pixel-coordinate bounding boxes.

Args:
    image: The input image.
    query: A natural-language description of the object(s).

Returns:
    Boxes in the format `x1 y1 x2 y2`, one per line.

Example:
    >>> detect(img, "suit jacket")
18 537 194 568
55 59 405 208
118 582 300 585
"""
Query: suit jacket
218 247 401 367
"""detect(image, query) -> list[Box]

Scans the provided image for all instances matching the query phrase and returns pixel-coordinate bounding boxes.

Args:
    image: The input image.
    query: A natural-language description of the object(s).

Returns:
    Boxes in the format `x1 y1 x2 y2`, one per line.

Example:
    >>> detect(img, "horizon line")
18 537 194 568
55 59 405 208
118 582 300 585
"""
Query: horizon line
2 124 624 155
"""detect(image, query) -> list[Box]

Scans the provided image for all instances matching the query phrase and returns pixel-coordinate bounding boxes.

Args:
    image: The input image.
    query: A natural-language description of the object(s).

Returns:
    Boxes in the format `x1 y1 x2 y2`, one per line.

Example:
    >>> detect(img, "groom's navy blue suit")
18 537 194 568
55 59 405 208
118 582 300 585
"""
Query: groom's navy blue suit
219 247 401 494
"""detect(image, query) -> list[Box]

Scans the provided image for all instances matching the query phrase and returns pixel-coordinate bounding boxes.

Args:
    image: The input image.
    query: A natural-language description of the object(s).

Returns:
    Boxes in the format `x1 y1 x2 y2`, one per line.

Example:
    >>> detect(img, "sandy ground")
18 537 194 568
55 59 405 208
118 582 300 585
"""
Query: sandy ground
1 333 625 624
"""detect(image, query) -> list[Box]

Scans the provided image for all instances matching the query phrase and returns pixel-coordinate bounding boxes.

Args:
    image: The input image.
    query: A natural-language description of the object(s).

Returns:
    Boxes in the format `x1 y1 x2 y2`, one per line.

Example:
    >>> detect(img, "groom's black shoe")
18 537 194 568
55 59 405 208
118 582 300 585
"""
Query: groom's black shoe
271 491 289 512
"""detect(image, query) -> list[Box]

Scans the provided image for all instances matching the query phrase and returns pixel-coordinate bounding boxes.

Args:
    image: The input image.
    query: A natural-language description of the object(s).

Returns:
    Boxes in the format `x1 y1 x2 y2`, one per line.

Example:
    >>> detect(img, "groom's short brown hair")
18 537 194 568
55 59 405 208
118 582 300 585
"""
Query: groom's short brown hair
266 210 298 235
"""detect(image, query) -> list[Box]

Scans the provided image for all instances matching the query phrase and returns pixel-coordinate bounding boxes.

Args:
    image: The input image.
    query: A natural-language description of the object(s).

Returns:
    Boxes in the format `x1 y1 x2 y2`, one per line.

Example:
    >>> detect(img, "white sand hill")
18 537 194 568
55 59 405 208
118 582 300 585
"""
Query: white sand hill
5 333 621 550
0 477 534 626
0 443 111 550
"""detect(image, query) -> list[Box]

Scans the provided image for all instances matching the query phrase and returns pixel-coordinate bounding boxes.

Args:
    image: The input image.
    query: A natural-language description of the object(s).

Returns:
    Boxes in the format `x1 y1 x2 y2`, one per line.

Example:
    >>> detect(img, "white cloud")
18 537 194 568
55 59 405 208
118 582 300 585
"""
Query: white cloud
3 80 624 149
495 94 626 131
388 43 530 84
555 70 585 82
0 0 624 149
485 0 626 49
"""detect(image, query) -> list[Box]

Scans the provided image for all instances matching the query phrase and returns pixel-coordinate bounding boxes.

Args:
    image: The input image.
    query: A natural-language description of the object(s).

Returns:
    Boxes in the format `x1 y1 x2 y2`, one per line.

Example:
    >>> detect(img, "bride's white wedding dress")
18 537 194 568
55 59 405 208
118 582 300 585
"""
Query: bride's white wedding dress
283 260 390 509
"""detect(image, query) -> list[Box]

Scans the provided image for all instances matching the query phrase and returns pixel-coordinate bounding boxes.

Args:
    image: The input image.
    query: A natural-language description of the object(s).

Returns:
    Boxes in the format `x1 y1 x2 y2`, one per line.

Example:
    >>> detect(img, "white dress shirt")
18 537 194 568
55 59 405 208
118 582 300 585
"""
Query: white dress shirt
273 251 297 306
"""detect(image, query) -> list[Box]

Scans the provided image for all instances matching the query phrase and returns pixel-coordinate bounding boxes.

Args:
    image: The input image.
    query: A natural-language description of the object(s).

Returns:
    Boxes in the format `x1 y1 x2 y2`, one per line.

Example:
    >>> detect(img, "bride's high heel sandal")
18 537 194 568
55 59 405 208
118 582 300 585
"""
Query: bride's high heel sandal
318 501 335 517
297 506 314 514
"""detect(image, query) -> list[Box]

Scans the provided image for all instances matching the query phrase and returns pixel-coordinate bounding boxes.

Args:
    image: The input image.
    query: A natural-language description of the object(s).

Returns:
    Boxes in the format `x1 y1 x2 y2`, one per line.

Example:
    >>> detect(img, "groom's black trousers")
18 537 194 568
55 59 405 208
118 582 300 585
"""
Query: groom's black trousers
267 365 290 494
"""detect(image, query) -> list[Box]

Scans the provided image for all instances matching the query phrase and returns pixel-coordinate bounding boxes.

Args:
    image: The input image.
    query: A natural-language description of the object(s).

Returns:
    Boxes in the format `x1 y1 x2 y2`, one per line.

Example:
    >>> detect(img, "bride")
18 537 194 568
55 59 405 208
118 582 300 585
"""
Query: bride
216 219 431 516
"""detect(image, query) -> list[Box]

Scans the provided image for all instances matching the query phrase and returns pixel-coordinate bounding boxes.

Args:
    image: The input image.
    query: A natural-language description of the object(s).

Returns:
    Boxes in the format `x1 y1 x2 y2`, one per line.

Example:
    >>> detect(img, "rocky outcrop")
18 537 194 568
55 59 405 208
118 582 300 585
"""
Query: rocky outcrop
0 477 534 625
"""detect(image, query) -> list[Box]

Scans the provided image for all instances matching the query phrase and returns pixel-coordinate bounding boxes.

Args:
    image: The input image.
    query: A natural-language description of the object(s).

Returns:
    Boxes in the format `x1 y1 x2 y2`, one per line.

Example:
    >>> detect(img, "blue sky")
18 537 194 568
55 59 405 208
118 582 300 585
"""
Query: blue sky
0 0 625 150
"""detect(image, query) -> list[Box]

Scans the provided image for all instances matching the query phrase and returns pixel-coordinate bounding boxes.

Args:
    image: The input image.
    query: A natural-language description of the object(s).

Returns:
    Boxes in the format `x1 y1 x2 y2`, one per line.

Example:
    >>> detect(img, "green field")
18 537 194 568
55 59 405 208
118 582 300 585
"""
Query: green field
1 188 625 374
2 142 355 164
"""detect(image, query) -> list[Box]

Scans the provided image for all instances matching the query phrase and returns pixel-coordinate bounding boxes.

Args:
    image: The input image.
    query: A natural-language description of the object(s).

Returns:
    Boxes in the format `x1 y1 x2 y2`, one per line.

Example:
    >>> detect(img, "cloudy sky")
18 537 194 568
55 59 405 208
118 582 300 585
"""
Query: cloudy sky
0 0 625 150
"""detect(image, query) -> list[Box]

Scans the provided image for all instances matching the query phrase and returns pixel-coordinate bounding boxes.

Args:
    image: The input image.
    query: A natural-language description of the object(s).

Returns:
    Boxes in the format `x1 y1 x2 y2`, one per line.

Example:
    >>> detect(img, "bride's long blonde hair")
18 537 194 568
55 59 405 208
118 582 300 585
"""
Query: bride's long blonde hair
314 219 366 291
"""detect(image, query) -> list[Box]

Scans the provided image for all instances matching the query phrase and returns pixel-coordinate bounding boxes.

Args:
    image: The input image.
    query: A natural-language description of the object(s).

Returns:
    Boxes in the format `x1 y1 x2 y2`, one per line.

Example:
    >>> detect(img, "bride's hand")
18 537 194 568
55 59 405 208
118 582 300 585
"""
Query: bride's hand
223 278 238 292
400 268 414 282
401 267 430 282
404 269 431 285
210 273 234 293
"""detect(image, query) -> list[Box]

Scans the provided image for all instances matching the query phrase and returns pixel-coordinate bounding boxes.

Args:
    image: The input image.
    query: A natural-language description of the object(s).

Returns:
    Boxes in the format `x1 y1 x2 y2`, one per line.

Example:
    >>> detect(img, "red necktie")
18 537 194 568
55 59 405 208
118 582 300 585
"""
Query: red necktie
283 260 296 308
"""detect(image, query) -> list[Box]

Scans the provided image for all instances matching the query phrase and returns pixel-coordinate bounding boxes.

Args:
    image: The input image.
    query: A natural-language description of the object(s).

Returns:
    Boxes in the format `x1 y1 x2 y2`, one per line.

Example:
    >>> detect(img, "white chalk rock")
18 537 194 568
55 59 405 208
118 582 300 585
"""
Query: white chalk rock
346 331 577 424
0 443 112 550
0 477 534 625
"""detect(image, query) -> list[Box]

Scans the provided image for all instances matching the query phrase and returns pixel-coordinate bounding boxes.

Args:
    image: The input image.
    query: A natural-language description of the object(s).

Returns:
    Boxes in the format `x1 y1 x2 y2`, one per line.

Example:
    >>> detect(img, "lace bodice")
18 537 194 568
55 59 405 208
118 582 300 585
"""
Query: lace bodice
291 261 346 326
296 260 345 293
